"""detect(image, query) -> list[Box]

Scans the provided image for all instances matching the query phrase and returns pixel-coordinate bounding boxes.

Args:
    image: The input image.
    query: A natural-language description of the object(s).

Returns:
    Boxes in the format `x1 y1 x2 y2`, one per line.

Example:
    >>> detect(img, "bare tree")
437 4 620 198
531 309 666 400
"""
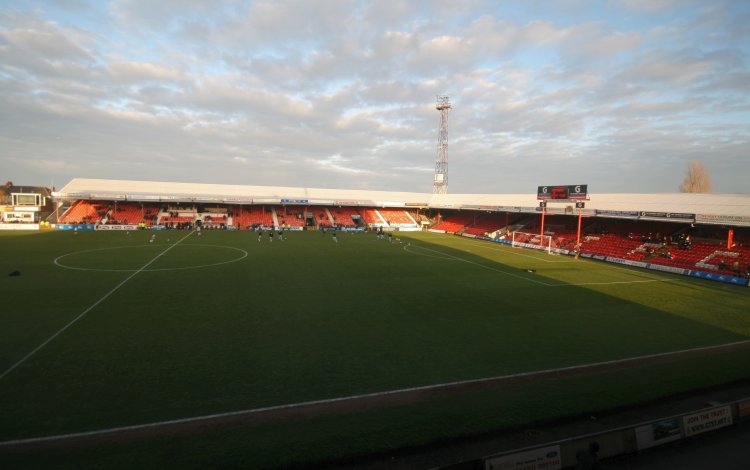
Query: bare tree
679 160 712 193
0 181 11 203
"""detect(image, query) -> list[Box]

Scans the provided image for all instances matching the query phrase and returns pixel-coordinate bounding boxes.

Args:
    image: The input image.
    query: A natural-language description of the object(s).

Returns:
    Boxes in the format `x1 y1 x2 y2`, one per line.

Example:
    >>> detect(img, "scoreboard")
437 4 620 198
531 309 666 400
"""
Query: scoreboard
537 185 587 201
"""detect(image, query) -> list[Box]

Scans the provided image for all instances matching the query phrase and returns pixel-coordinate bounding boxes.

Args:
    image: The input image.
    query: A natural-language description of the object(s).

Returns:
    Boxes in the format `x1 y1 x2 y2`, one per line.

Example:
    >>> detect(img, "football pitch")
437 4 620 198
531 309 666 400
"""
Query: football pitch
1 229 749 468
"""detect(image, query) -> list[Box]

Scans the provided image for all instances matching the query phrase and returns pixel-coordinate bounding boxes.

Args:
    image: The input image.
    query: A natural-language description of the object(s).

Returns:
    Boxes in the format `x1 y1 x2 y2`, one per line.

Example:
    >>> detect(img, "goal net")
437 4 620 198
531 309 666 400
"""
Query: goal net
511 231 557 254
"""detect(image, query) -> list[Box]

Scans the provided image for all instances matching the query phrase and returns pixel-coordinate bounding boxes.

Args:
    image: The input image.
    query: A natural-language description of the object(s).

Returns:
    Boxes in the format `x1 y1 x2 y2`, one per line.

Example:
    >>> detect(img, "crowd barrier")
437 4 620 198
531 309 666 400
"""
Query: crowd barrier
95 224 139 231
55 224 95 231
437 397 750 470
0 223 40 230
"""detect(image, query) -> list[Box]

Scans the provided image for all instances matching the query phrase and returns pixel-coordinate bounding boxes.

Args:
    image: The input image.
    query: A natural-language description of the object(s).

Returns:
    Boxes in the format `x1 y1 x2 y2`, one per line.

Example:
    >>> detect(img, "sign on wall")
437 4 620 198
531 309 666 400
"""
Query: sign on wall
635 418 682 450
683 406 733 437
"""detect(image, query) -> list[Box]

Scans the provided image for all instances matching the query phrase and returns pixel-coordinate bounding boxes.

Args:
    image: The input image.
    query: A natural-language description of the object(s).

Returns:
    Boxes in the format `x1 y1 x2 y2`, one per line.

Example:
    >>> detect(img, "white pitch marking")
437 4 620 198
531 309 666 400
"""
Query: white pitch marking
419 233 676 285
404 243 552 286
551 279 667 287
402 244 456 261
463 239 575 263
0 231 195 381
54 244 248 272
2 339 749 447
404 245 669 287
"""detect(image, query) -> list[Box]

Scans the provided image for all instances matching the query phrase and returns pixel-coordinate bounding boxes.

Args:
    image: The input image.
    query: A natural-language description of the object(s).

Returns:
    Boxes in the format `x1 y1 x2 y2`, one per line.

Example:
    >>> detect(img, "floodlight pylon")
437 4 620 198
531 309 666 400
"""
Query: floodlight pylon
433 95 451 194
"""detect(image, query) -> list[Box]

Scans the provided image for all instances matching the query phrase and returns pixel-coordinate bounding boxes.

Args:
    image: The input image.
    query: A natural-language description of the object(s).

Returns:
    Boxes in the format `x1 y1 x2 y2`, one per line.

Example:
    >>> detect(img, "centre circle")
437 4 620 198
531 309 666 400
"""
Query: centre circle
54 244 248 272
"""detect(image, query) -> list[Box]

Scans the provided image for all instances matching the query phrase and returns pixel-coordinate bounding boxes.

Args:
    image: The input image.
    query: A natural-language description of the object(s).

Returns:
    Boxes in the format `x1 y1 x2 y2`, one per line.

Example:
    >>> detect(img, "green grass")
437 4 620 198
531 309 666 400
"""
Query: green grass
1 229 749 468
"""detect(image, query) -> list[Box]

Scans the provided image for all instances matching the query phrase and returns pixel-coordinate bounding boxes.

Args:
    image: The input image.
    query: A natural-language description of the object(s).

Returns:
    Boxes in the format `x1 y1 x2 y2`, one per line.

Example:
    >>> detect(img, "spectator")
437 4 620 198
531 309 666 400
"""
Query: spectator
575 442 600 470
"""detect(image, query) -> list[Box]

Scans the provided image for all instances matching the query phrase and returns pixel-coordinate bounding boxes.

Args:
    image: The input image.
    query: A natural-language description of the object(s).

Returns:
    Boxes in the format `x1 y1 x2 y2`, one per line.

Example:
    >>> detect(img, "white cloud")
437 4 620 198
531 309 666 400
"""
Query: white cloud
107 61 188 83
313 154 371 174
0 1 748 192
619 0 692 13
2 25 92 61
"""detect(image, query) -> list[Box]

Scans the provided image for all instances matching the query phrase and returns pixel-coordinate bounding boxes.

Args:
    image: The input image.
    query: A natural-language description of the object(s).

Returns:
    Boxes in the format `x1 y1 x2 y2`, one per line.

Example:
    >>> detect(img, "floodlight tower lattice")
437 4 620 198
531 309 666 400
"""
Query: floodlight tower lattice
433 95 451 194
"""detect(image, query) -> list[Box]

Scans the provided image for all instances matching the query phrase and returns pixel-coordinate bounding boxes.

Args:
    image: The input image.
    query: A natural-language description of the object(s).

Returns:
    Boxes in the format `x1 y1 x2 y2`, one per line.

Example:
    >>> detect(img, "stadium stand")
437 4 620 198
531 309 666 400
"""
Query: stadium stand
433 212 473 232
50 177 750 289
463 212 509 236
647 242 750 276
329 206 360 227
51 194 750 282
59 200 107 224
377 208 416 226
580 234 652 261
312 209 332 227
233 206 275 228
569 218 750 276
591 219 682 240
202 215 228 227
360 209 385 225
109 202 158 225
276 205 306 227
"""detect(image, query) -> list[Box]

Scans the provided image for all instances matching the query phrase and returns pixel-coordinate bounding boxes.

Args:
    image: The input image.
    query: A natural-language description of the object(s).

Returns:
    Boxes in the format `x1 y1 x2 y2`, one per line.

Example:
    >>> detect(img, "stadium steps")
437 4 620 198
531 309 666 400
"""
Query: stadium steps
404 210 418 225
373 209 388 225
324 208 335 225
271 207 280 228
376 208 418 227
47 203 70 223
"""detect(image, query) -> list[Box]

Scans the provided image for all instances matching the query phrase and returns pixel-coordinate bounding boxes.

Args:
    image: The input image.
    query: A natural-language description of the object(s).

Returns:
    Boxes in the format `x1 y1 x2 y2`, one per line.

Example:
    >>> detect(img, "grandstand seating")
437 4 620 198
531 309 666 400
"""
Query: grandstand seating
143 206 159 223
361 209 384 225
233 206 275 227
110 203 158 225
433 212 473 232
276 206 306 227
574 219 750 277
59 200 107 224
417 213 430 225
407 209 420 224
592 219 683 239
463 213 507 236
579 234 651 261
647 242 750 276
310 209 331 227
329 207 359 227
202 215 228 226
545 229 580 249
378 208 416 226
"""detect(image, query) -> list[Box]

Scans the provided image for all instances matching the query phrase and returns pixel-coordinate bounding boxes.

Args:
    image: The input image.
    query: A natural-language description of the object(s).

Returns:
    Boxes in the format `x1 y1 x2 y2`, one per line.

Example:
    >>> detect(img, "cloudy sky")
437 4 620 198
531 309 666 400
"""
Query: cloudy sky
1 0 748 194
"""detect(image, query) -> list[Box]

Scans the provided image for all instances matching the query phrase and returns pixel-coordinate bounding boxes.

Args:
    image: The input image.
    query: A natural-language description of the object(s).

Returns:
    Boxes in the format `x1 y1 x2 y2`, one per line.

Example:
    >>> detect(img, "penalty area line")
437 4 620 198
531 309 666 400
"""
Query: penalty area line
404 242 552 286
411 237 673 287
0 231 195 381
3 338 750 447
